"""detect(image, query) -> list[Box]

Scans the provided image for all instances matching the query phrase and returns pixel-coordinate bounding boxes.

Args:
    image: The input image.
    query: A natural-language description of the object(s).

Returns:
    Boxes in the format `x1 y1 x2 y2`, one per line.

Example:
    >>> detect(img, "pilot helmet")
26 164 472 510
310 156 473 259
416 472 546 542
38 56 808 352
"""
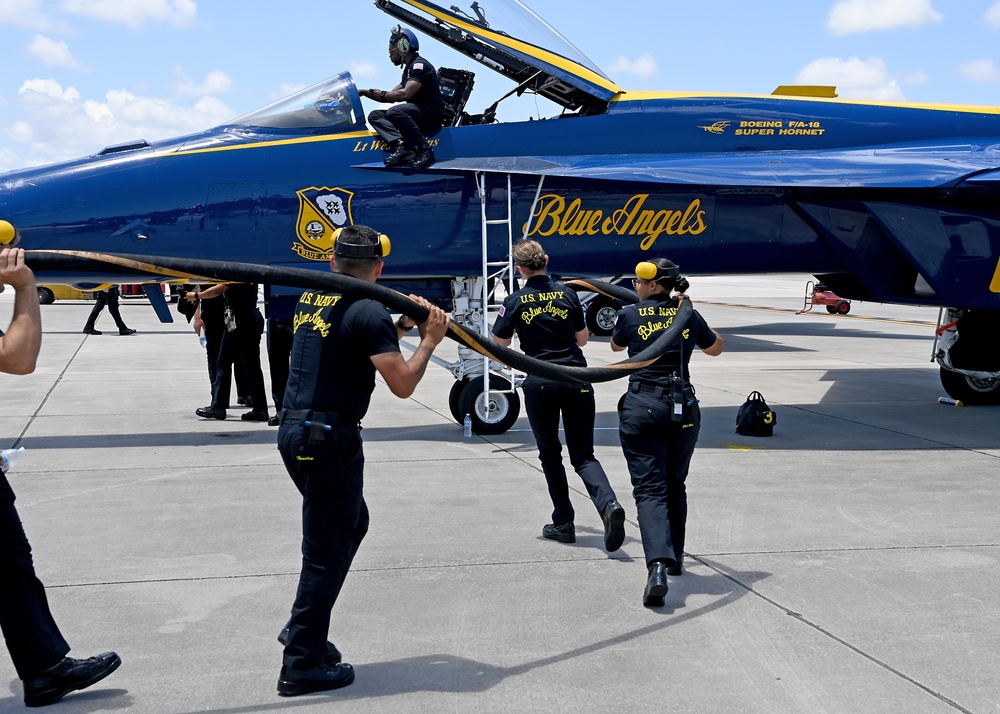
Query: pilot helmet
389 25 418 53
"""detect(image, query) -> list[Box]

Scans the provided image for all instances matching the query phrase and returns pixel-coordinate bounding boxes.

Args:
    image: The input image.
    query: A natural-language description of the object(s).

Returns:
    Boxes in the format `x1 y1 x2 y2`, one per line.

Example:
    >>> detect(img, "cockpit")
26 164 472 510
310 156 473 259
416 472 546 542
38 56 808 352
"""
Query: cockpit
228 73 364 133
219 0 619 137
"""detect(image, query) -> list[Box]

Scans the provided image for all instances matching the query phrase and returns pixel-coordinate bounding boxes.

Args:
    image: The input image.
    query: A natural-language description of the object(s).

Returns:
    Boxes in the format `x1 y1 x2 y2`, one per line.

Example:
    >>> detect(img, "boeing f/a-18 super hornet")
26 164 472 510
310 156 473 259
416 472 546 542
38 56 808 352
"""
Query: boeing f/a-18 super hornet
3 0 1000 433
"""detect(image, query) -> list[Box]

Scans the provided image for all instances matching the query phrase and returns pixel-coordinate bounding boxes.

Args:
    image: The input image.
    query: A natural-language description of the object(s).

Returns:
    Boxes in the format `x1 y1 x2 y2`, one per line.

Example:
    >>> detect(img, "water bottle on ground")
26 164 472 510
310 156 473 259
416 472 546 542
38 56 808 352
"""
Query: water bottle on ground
1 447 25 473
463 414 472 437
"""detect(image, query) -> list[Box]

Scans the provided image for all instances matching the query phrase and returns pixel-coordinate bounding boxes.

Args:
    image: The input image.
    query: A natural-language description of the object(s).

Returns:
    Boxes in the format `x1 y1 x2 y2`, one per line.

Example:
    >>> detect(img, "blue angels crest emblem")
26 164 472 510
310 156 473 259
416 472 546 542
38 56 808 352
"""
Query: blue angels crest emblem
294 186 355 261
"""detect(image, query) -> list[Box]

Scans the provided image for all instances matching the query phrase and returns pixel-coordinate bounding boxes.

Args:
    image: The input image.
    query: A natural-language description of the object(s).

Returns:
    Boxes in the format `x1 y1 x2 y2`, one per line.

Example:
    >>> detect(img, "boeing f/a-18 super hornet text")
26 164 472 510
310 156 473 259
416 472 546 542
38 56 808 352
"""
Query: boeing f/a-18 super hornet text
3 0 1000 434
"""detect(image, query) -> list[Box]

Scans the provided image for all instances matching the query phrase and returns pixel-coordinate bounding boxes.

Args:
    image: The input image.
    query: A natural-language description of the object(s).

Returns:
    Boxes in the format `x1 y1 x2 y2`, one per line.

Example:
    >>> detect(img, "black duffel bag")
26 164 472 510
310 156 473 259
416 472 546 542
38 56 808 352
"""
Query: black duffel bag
736 391 776 436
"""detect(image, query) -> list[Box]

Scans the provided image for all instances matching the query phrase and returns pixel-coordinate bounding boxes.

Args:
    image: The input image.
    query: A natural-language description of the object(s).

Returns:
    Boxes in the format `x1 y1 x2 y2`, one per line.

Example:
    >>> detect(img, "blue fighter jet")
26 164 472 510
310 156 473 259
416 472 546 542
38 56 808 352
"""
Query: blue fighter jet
3 0 1000 432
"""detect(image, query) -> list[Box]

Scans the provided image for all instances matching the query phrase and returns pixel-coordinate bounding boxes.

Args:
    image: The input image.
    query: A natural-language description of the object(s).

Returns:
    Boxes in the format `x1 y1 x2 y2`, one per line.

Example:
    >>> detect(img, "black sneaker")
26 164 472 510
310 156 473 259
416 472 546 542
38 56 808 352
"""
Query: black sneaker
118 328 136 335
542 522 575 543
277 662 355 696
82 328 102 335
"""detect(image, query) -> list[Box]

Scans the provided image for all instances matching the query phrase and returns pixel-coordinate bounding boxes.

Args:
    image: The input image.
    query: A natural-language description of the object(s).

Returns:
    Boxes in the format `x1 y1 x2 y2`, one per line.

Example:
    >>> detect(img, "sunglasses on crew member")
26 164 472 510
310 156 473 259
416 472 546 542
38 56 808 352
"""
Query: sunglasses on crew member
632 278 651 287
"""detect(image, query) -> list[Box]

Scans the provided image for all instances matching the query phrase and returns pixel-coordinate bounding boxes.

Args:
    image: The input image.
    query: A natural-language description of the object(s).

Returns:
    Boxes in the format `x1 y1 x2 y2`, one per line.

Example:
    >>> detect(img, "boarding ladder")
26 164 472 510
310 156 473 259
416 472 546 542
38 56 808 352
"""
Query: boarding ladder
449 172 546 429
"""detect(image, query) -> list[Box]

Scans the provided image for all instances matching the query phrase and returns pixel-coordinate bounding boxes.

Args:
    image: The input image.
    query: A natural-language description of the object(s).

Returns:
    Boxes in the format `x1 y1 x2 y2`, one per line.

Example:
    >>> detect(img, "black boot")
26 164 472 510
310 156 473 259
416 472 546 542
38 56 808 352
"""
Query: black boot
383 142 415 166
22 652 121 707
411 141 435 169
643 562 668 607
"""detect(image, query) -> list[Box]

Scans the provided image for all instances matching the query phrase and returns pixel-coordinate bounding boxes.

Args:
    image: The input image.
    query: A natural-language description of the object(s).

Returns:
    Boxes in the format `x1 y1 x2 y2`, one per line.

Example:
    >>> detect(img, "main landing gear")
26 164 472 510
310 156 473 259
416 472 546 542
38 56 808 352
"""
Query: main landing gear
445 276 522 435
934 308 1000 405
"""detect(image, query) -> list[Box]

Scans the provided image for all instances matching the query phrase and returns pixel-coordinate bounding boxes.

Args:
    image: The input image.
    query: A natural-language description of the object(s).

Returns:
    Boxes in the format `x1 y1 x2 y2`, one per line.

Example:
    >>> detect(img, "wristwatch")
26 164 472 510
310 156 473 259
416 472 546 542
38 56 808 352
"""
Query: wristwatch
396 317 415 331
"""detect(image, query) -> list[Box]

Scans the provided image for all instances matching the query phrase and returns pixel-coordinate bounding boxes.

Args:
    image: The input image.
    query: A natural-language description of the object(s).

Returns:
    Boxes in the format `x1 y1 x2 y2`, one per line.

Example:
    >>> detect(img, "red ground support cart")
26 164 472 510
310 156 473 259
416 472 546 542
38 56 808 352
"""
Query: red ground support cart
797 281 851 315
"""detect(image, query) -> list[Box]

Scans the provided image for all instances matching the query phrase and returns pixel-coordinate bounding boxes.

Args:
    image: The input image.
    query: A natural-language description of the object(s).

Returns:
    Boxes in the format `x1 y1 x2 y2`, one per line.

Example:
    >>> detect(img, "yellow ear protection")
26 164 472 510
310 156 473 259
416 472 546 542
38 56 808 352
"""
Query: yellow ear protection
635 261 680 282
0 220 16 246
332 227 391 259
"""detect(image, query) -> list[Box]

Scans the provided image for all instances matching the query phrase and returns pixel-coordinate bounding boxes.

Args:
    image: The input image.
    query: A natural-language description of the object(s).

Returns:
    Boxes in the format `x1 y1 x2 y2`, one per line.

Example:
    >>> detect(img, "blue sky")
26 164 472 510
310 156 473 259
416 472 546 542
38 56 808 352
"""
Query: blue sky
2 0 1000 173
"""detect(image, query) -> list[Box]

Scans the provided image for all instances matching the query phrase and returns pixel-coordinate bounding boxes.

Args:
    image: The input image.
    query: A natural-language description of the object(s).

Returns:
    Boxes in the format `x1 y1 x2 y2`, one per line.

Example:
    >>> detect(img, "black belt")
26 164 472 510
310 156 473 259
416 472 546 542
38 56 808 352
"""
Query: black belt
629 380 696 401
629 380 682 399
279 409 360 440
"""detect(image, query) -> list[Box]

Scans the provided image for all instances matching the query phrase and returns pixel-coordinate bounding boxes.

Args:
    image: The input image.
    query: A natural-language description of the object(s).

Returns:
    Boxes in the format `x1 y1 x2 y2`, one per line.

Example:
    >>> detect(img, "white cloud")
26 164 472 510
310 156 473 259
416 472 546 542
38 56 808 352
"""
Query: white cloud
0 0 73 32
172 68 234 97
19 78 81 102
986 2 1000 29
7 77 232 169
902 71 928 86
28 35 86 69
827 0 942 35
608 54 659 79
795 56 905 100
270 83 305 102
957 60 1000 83
349 61 379 79
59 0 197 29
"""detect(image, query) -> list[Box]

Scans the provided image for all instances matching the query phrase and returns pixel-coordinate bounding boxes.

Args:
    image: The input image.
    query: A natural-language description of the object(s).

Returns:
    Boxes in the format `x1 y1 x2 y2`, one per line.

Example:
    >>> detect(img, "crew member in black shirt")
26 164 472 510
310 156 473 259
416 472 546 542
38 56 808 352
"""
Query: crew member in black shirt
275 225 448 697
492 239 627 552
2 247 122 707
360 26 444 169
611 258 723 607
193 283 269 422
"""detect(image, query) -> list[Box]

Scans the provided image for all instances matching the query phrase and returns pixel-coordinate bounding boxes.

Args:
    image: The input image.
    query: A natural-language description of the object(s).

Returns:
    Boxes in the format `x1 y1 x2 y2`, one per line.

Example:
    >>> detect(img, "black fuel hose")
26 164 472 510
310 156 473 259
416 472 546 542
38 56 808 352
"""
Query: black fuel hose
563 278 639 305
25 250 689 384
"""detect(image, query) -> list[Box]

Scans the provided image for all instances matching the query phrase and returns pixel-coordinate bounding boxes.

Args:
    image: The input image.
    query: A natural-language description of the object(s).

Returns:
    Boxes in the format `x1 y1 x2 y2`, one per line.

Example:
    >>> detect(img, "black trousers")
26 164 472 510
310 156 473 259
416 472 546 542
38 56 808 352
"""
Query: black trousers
267 318 294 411
523 380 617 526
278 421 368 671
210 310 267 413
83 286 128 331
618 391 701 567
368 104 441 150
0 474 70 679
202 304 248 407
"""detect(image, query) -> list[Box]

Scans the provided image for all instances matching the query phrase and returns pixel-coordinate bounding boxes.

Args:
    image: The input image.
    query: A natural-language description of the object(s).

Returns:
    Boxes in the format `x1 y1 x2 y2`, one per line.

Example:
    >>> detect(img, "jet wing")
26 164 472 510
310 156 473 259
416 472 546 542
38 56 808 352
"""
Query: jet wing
409 145 1000 188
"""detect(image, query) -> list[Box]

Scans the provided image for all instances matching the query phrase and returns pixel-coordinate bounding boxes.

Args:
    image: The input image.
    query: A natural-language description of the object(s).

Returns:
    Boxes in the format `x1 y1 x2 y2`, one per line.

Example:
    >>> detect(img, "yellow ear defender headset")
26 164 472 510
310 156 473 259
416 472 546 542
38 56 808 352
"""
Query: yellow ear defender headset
635 260 680 282
0 220 16 246
332 227 391 260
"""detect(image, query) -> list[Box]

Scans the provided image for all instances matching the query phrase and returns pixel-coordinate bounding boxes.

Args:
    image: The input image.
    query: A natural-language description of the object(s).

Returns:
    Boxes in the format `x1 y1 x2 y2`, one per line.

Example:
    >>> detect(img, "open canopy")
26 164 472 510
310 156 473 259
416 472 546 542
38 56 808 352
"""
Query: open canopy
376 0 621 111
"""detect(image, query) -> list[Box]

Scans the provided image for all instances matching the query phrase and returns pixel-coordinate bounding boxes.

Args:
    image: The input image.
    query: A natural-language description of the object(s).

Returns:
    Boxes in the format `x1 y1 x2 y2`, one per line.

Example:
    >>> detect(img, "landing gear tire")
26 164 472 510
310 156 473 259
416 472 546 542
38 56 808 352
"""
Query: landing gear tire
457 374 520 435
37 287 54 305
586 296 620 336
940 367 1000 405
448 378 469 423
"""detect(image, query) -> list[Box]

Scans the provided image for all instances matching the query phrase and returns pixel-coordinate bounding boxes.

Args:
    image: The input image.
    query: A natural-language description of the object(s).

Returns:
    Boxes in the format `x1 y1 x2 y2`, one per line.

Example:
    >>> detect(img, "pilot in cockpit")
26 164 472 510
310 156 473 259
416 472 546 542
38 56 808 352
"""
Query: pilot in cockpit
359 26 444 170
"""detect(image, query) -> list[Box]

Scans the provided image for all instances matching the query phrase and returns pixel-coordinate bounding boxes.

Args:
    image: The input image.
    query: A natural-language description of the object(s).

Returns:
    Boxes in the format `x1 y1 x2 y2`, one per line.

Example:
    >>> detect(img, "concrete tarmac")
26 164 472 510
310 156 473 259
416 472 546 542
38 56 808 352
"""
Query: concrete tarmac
1 275 997 713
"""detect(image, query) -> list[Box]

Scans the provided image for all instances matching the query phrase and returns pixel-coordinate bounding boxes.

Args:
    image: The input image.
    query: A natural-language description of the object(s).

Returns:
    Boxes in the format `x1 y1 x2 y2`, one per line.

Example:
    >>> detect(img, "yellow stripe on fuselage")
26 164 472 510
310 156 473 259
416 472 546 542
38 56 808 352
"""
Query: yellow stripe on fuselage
166 130 374 158
612 90 1000 115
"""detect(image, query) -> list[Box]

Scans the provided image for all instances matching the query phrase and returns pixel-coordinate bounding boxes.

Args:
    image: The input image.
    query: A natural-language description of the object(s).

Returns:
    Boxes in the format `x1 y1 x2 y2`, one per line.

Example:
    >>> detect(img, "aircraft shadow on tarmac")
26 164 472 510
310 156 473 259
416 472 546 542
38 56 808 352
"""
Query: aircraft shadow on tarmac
179 569 770 712
717 321 929 354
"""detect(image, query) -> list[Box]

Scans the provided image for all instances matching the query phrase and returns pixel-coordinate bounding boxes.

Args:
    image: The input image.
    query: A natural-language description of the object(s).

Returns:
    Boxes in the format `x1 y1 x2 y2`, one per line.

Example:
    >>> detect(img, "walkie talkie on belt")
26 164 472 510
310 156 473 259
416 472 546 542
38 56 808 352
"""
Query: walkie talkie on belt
670 373 684 421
